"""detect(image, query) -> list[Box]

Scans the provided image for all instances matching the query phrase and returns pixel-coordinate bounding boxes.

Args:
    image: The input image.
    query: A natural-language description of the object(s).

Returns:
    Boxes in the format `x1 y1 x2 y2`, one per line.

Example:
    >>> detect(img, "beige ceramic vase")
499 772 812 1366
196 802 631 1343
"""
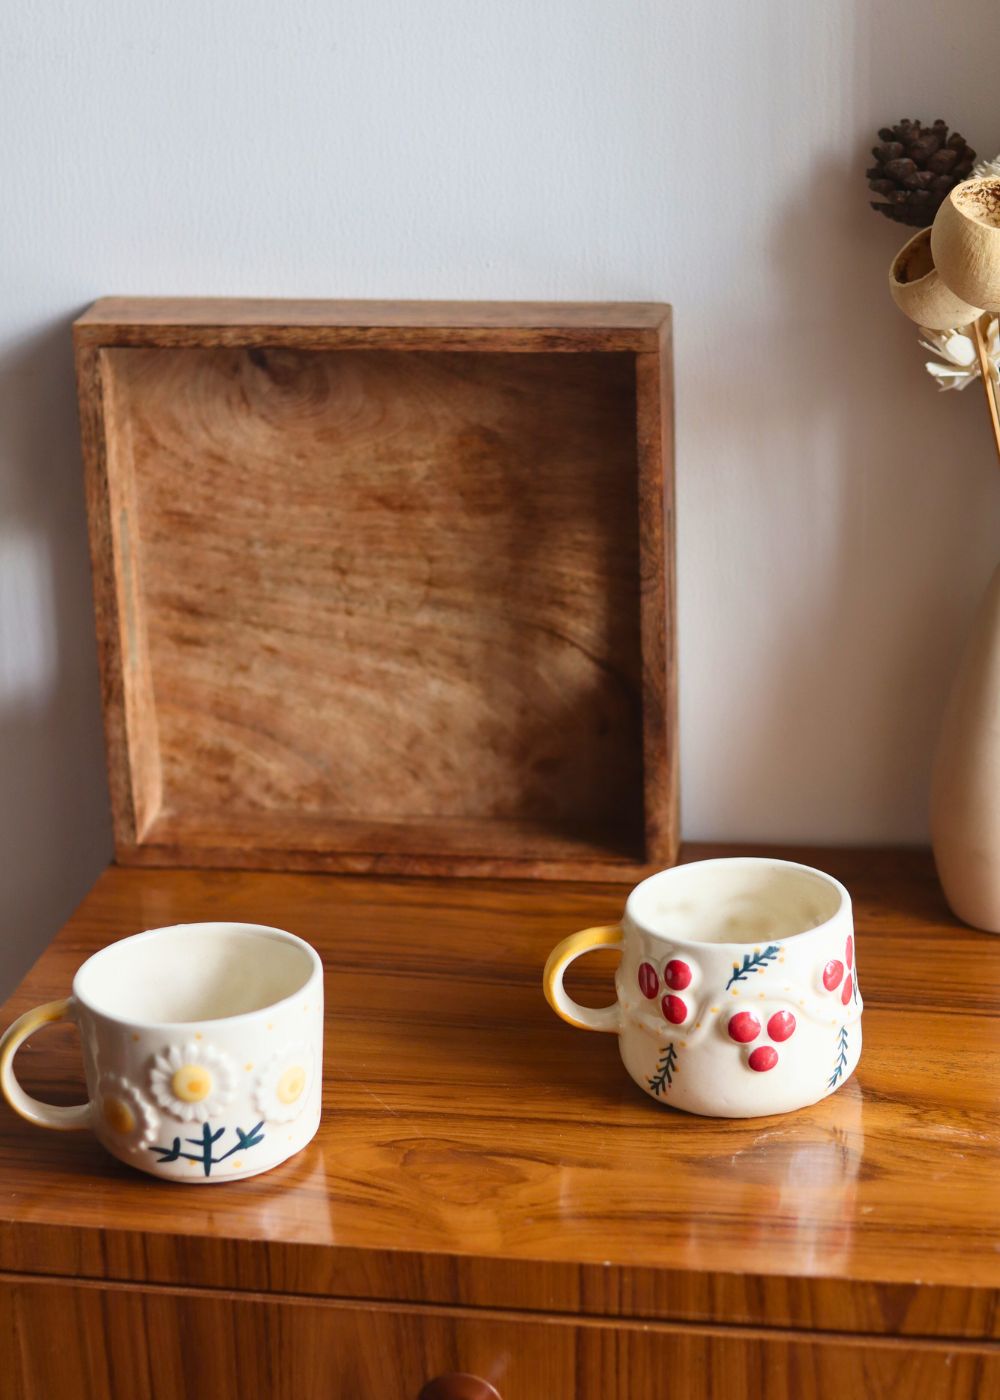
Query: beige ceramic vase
930 563 1000 932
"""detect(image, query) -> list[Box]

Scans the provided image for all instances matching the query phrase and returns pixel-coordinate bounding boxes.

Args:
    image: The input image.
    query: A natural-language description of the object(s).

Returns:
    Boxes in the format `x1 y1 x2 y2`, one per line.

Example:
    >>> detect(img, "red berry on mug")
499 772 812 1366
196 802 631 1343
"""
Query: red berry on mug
662 994 688 1024
748 1045 778 1072
841 974 853 1005
767 1010 796 1042
638 962 659 999
823 959 844 991
846 936 854 969
664 959 692 990
727 1011 761 1043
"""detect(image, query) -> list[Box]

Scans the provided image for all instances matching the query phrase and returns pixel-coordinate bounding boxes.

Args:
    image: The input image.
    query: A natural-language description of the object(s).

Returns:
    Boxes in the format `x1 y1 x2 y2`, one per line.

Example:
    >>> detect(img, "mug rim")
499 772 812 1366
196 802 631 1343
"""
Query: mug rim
624 856 850 951
71 920 323 1031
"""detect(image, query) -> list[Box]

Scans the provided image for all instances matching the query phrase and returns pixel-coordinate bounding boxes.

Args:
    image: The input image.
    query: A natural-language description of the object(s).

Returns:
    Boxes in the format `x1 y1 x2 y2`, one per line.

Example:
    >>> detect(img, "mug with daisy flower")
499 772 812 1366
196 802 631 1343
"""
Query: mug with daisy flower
0 922 323 1181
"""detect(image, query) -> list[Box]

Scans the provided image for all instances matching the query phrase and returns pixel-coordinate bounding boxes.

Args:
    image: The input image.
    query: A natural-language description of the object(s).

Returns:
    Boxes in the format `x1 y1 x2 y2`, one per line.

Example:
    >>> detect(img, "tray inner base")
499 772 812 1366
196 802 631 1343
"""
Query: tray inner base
104 345 645 865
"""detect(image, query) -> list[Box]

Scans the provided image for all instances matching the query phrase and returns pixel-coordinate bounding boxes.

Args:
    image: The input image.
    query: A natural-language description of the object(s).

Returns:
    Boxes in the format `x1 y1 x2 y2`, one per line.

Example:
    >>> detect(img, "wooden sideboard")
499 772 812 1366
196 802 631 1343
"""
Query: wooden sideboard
0 846 997 1398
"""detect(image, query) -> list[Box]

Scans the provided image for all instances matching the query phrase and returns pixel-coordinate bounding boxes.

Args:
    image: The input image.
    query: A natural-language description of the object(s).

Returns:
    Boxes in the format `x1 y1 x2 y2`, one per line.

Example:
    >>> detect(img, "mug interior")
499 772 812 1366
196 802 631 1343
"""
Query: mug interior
628 859 843 945
73 923 317 1024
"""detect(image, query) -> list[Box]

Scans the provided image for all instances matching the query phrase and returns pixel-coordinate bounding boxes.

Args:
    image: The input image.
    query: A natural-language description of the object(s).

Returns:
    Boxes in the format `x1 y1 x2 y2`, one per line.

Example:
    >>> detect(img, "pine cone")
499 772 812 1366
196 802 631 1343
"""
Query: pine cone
868 118 977 226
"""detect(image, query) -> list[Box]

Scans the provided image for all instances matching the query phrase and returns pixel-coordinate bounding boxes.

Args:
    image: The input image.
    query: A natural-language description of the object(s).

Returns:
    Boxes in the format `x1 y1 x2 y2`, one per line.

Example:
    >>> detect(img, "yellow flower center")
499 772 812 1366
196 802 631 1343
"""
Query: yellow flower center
102 1095 135 1135
171 1064 213 1103
277 1065 305 1105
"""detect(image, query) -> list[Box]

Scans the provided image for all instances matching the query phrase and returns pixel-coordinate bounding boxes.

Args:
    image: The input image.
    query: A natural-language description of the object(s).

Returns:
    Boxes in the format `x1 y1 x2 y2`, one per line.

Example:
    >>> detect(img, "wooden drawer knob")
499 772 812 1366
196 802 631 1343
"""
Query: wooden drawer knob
418 1375 502 1400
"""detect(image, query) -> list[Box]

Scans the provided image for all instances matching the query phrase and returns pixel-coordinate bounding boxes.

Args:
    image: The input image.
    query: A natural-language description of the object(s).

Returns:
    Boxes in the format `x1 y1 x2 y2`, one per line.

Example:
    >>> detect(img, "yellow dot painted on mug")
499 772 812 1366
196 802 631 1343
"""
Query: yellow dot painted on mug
267 1023 274 1031
695 1022 701 1029
244 1062 254 1072
753 946 761 954
730 989 740 997
194 1032 203 1041
171 1064 213 1103
102 1096 135 1135
732 962 739 971
710 1005 719 1014
231 1160 241 1170
759 992 765 999
277 1065 305 1105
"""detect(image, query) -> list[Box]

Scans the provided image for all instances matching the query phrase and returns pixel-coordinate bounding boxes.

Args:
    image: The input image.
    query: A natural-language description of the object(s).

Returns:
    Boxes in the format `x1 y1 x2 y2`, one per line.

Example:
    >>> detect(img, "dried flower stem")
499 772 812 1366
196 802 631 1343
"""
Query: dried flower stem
971 315 1000 470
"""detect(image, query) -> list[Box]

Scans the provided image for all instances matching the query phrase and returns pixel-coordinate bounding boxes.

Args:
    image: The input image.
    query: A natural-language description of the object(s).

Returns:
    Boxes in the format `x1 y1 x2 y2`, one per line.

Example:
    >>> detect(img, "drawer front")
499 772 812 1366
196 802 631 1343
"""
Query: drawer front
1 1276 997 1400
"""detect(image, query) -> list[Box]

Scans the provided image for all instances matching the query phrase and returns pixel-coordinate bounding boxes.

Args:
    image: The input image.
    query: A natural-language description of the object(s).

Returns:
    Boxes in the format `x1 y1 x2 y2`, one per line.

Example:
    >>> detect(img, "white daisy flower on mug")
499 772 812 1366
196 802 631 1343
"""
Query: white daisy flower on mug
148 1042 237 1123
254 1044 313 1123
96 1072 158 1152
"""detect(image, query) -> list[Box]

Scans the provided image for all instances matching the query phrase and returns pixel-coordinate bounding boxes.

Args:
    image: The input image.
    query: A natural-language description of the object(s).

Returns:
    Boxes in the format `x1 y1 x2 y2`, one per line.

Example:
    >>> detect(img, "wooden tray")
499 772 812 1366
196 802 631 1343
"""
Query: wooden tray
74 299 676 879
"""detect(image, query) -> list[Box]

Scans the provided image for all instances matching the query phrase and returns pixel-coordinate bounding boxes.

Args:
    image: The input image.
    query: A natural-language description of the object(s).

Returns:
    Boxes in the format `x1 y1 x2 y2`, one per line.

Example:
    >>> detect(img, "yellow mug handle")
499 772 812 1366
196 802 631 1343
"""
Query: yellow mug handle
0 999 91 1130
543 924 624 1033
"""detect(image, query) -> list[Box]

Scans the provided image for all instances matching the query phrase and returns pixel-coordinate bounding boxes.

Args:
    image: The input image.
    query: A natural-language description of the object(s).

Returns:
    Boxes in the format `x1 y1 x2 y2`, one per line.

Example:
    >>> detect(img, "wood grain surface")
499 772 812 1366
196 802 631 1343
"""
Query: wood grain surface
0 846 997 1347
75 300 677 878
3 1275 997 1400
75 297 668 352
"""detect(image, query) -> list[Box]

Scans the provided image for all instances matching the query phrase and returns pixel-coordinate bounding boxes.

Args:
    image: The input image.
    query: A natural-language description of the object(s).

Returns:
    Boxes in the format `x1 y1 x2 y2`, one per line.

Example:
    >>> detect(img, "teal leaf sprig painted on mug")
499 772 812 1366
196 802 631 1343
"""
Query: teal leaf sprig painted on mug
150 1120 266 1177
828 1026 849 1090
648 1043 678 1096
724 945 780 990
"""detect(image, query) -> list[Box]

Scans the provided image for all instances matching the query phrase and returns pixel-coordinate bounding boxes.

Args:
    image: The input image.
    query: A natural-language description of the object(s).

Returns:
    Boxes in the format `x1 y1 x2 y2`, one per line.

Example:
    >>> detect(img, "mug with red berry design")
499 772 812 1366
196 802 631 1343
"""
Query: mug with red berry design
543 857 861 1118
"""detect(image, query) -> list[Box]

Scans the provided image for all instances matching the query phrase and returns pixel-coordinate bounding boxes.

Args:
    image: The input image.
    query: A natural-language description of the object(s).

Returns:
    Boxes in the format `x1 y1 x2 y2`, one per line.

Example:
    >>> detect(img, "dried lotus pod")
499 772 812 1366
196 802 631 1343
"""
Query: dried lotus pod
888 226 983 330
931 179 1000 313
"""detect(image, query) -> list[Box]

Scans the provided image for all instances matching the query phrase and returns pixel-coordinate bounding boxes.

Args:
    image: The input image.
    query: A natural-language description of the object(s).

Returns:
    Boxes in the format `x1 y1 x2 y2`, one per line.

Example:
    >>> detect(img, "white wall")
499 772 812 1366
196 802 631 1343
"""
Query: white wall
2 1 998 991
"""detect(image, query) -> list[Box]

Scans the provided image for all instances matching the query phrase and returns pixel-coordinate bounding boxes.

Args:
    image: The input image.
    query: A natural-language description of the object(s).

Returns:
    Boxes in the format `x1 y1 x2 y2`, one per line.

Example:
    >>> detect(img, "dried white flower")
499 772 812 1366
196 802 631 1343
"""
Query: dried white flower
919 321 1000 391
972 154 1000 180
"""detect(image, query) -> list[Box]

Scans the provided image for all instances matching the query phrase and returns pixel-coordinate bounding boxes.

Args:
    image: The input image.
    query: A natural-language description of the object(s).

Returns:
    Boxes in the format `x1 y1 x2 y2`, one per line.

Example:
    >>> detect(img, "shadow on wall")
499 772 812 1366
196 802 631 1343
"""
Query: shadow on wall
769 147 996 839
0 314 111 997
680 147 1000 844
666 0 1000 845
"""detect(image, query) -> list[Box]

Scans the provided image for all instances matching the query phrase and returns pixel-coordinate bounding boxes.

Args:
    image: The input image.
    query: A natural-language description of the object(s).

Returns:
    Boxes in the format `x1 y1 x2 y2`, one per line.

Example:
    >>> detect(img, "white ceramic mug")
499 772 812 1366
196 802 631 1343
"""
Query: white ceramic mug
543 858 862 1118
0 922 323 1181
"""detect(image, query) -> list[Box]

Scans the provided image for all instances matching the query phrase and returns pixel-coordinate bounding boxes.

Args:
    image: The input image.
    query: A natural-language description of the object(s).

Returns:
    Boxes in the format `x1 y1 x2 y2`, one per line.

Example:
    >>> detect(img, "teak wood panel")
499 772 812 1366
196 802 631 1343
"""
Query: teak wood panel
3 1277 997 1400
0 848 997 1344
74 299 676 879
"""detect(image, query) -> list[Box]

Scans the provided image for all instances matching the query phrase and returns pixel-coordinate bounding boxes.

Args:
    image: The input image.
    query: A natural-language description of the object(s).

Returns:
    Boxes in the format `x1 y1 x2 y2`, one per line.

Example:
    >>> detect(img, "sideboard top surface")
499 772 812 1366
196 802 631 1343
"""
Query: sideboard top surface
0 846 996 1340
